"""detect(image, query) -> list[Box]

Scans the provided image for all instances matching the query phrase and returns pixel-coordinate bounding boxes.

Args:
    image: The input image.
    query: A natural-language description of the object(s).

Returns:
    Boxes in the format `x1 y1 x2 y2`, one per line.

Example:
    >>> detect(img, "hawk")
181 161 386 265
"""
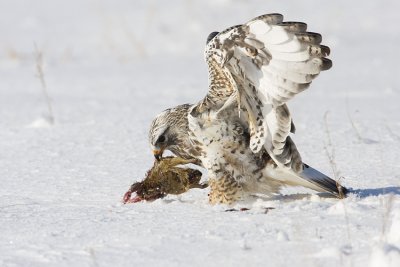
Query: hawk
148 13 347 204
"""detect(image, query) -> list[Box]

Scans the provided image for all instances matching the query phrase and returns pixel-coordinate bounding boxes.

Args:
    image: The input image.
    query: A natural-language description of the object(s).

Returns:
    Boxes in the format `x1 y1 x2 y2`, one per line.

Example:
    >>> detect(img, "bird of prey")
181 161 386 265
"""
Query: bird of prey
148 13 347 204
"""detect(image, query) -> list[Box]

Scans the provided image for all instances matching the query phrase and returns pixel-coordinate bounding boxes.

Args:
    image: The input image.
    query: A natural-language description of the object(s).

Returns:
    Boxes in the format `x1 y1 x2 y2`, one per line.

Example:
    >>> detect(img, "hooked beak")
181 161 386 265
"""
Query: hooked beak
153 149 164 161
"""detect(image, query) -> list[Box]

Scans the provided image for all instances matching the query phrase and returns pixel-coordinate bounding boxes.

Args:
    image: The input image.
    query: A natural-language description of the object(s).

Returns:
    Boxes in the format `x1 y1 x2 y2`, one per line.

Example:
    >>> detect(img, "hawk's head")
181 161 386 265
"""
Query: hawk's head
148 104 192 160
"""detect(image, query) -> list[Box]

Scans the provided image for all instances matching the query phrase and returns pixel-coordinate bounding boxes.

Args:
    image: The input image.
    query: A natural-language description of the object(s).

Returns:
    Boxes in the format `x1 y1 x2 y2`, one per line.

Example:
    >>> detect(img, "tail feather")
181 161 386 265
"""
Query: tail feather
265 163 347 198
299 163 347 197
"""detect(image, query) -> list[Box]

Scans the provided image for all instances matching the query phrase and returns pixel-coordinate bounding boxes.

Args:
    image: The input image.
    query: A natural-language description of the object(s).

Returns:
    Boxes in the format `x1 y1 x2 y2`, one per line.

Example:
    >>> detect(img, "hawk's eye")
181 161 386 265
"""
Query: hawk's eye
157 135 166 143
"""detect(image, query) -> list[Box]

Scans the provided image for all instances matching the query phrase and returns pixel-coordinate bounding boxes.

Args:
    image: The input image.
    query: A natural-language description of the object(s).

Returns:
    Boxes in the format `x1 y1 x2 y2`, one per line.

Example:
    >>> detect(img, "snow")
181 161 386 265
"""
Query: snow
1 0 400 266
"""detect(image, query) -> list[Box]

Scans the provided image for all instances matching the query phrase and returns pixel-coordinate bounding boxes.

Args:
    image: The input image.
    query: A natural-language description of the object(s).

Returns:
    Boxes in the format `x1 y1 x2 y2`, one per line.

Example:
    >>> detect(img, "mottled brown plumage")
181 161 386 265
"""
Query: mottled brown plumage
123 156 207 203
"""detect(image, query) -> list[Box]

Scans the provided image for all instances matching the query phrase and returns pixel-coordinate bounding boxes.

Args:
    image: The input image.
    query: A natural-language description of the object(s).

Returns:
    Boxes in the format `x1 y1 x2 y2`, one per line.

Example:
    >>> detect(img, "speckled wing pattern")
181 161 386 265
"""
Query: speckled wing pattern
196 13 331 172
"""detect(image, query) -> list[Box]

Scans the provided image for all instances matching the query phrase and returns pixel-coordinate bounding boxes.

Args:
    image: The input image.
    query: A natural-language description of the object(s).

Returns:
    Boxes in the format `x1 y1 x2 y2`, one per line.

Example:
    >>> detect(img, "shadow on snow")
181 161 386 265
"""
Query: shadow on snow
350 186 400 198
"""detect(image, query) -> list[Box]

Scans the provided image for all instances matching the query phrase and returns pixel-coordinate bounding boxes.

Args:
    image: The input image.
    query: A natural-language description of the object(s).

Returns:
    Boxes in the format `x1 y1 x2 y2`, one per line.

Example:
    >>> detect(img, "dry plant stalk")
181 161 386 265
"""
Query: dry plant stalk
34 43 54 124
345 98 363 142
381 194 395 242
121 17 147 59
323 112 343 187
384 122 400 142
323 112 352 246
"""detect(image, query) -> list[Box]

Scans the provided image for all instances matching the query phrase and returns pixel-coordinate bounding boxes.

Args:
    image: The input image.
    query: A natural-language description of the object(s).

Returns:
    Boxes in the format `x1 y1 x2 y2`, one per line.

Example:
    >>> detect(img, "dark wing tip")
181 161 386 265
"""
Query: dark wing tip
295 32 322 45
320 45 331 57
278 21 308 33
321 58 332 71
249 13 284 25
206 31 219 44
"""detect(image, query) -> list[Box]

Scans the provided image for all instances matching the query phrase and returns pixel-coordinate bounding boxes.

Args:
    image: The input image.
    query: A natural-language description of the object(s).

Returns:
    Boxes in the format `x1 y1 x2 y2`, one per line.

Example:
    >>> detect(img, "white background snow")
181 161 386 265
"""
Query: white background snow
1 0 400 266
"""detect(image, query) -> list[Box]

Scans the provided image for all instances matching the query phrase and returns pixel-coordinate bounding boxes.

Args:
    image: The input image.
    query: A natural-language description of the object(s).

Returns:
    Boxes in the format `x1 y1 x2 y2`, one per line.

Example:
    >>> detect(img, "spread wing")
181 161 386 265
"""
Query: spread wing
192 13 331 172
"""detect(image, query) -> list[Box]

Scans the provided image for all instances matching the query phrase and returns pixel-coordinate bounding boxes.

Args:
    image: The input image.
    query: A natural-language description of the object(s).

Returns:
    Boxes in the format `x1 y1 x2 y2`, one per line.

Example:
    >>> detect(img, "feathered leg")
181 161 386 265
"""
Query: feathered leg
208 172 243 205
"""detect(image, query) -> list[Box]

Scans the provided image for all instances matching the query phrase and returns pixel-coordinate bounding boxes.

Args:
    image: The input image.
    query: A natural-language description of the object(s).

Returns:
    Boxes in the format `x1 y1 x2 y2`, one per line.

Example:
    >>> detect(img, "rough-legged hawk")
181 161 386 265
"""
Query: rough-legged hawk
148 13 346 204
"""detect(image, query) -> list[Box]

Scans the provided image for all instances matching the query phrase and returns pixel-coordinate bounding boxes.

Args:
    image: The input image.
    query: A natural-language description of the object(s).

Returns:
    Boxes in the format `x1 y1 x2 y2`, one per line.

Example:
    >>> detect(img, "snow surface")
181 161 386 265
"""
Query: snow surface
1 0 400 266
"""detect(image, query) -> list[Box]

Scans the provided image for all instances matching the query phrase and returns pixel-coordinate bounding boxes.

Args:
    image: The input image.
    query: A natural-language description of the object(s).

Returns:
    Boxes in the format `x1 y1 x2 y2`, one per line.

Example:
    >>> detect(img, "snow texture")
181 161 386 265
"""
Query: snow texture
1 0 400 266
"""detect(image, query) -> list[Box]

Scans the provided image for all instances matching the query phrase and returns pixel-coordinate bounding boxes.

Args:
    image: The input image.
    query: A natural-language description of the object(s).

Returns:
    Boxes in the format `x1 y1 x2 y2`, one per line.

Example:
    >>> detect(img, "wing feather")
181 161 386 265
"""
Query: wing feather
192 13 331 171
